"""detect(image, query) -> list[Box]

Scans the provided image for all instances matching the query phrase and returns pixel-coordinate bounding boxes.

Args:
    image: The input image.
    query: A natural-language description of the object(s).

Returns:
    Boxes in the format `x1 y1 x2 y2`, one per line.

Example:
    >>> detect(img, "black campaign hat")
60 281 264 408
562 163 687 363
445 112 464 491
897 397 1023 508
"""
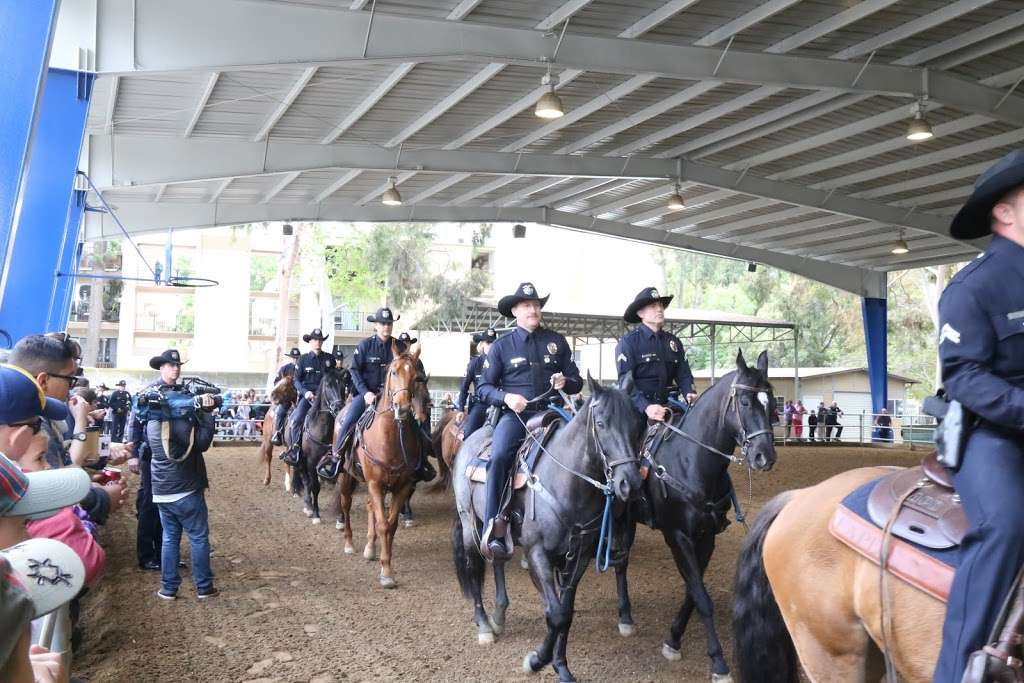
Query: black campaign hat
148 349 186 370
331 344 345 359
284 347 301 359
497 282 549 318
116 380 126 387
396 332 418 344
472 328 498 344
951 149 1024 239
367 307 399 324
302 328 327 343
623 286 674 323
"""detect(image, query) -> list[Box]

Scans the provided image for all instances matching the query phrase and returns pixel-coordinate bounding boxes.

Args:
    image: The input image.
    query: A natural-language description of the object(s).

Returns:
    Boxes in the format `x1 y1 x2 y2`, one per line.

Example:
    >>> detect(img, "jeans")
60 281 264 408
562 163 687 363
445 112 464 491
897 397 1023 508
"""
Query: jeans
112 414 127 442
157 491 214 593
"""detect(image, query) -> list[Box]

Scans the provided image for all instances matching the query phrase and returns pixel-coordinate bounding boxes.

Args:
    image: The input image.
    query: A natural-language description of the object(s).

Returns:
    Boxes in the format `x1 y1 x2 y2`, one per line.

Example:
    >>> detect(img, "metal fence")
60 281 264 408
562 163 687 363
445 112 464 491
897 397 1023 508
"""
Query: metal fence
213 395 272 443
774 412 936 448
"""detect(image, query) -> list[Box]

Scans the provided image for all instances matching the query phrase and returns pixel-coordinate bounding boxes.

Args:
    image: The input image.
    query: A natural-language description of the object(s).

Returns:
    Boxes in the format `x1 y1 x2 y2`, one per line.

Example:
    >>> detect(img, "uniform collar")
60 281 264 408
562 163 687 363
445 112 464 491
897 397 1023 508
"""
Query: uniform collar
991 234 1024 281
514 325 541 341
638 323 661 339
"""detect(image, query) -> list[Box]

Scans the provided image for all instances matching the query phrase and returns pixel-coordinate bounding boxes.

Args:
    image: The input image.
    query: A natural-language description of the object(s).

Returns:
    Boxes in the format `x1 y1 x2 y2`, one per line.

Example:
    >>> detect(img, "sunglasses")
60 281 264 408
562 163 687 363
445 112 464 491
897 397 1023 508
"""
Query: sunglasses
49 371 86 388
10 418 42 435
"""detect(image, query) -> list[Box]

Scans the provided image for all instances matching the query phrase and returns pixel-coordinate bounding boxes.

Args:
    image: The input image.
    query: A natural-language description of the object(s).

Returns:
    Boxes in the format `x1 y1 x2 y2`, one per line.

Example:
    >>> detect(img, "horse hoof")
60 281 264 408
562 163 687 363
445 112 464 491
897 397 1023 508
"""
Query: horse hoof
379 575 396 589
711 675 733 683
487 615 504 636
335 521 346 531
343 546 354 555
402 518 417 529
522 652 540 674
478 631 494 645
662 644 682 661
363 547 376 561
520 556 529 570
618 622 635 637
302 507 313 517
311 517 321 525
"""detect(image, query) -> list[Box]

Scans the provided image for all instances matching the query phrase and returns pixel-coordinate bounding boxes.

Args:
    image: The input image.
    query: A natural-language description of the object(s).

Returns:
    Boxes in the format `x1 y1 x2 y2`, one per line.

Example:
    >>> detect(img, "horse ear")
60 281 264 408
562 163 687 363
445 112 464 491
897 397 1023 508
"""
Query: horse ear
617 370 635 395
586 371 602 395
736 349 748 372
410 341 421 361
756 350 769 375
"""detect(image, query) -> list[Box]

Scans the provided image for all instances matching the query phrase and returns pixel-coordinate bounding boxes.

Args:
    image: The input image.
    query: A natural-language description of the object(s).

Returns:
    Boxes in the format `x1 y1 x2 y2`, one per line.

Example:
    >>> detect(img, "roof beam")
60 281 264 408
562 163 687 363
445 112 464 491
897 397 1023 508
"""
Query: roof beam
854 161 991 199
261 171 302 204
183 72 219 137
354 171 417 206
536 0 595 31
530 178 628 208
741 215 862 246
688 206 816 239
694 0 803 47
95 1 1024 126
386 62 505 148
617 0 701 40
832 0 998 61
446 0 484 21
320 63 416 144
104 75 119 134
314 169 362 203
502 74 657 152
765 0 901 54
253 66 317 142
445 177 520 206
491 177 570 207
153 184 167 202
588 184 676 216
208 177 231 203
983 66 1024 89
663 198 773 231
894 8 1024 66
402 173 472 204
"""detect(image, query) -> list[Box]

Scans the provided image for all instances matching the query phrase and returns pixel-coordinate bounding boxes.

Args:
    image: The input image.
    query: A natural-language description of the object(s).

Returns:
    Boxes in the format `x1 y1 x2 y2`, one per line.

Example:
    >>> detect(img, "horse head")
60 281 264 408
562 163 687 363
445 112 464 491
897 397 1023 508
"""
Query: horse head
318 367 346 417
270 375 297 405
586 373 643 504
384 340 420 421
731 349 777 472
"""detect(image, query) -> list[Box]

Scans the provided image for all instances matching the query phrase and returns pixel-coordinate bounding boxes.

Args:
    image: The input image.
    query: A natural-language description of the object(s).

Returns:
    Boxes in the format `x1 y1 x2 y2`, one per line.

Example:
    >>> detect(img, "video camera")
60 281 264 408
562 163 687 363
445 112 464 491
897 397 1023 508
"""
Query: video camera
182 376 224 410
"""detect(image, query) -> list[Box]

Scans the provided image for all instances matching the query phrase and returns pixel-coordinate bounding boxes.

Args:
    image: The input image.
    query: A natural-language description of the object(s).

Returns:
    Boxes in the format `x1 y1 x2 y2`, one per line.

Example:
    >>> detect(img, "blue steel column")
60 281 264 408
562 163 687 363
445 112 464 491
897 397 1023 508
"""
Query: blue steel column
0 69 95 341
0 1 62 306
861 297 888 413
48 188 88 331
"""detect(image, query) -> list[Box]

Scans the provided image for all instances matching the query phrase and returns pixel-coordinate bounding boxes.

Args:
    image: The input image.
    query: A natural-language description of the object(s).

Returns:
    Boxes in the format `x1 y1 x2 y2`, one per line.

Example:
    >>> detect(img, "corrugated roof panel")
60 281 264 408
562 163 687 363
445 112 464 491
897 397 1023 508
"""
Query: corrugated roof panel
106 73 210 137
641 0 773 46
192 69 311 139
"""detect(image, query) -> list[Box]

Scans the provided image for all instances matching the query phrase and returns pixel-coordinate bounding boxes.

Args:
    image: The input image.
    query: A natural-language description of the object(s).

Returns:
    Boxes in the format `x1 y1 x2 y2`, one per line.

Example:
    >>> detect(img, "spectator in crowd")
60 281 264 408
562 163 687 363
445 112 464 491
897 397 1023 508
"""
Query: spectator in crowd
826 401 844 442
783 400 794 439
816 402 828 440
135 349 218 600
874 408 894 443
807 406 818 441
792 400 806 440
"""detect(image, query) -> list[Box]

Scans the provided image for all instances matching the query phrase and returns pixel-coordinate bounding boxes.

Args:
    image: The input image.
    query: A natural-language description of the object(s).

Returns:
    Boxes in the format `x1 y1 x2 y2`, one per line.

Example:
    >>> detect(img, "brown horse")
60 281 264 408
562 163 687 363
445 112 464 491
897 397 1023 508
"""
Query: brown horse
428 408 463 490
335 342 423 588
257 376 297 488
733 466 946 682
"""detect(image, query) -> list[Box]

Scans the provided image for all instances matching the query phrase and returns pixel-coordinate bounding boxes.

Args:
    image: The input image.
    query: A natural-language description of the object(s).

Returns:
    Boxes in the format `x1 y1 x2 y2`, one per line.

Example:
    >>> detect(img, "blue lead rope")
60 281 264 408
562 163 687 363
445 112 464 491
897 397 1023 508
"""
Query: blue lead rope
547 403 573 422
594 490 615 573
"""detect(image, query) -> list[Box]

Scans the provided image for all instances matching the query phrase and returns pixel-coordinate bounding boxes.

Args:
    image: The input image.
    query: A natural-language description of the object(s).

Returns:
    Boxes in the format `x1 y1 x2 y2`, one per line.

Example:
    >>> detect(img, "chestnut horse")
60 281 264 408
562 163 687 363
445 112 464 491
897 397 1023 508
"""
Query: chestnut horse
335 342 423 588
257 375 297 488
429 408 464 490
733 467 947 682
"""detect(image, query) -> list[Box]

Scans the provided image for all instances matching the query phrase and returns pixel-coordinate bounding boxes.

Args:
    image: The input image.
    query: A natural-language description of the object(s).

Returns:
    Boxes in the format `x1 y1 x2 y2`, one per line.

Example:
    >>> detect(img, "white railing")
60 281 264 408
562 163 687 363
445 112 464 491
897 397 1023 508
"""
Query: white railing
774 412 936 447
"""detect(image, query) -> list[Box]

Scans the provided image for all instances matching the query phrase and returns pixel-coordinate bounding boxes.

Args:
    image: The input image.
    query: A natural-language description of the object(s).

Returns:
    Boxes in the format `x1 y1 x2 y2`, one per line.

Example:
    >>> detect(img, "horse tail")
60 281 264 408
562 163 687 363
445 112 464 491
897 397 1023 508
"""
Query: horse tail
733 491 798 683
451 512 483 600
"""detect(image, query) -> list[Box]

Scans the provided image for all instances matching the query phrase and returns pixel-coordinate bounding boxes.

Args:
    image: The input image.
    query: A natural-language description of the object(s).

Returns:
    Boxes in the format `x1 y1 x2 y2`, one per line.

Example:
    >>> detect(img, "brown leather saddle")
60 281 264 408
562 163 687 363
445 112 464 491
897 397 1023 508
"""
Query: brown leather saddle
866 450 968 550
464 410 564 489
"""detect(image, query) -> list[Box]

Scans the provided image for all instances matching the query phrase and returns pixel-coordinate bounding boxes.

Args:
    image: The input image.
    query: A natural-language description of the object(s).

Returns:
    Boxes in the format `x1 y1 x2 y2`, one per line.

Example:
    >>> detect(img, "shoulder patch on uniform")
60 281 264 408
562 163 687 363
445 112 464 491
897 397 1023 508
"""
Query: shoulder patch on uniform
617 353 627 363
939 323 961 345
483 359 490 369
354 348 359 354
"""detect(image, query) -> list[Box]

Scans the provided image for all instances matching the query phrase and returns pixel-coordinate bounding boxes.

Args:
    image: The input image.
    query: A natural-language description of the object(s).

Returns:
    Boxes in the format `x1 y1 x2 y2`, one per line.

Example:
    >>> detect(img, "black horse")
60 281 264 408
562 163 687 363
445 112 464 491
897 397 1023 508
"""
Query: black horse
290 368 346 524
452 375 643 683
612 349 777 683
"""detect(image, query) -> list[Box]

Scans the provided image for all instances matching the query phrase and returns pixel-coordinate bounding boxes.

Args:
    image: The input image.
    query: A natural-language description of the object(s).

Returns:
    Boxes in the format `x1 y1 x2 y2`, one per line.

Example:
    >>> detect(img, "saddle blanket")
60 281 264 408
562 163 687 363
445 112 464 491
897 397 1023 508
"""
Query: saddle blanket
830 476 964 603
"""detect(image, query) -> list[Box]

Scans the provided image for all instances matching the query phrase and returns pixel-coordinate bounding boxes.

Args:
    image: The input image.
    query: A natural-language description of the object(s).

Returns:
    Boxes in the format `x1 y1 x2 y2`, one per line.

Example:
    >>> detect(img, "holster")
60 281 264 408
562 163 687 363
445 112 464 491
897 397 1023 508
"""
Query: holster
925 395 973 470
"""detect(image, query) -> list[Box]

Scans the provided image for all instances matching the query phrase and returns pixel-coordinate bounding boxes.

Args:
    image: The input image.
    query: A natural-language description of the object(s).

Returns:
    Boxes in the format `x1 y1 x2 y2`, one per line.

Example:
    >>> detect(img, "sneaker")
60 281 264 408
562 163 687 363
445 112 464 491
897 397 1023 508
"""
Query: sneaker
197 587 219 599
157 589 177 601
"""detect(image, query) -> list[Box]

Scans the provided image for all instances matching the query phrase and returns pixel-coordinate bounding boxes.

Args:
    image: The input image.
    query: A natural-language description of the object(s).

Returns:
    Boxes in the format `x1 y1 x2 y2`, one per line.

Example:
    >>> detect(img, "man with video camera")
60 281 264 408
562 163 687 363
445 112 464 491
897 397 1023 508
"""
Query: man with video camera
128 349 220 600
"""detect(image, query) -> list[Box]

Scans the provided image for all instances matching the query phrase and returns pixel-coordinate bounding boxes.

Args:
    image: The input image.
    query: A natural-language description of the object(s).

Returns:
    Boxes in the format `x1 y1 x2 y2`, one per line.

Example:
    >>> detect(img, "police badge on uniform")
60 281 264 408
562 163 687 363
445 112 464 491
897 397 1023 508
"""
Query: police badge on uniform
547 342 558 354
669 340 678 352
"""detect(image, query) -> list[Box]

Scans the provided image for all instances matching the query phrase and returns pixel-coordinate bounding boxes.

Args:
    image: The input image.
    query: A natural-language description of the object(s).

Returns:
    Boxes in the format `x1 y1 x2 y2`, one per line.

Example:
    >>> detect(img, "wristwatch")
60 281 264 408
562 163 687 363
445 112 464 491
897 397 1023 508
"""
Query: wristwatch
70 432 88 442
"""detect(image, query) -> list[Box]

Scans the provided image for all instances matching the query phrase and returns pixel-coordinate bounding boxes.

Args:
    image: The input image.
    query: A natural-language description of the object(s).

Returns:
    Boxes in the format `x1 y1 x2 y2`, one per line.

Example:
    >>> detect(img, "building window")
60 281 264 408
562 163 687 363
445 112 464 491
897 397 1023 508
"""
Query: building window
333 306 363 332
97 338 118 366
886 399 905 417
249 297 277 337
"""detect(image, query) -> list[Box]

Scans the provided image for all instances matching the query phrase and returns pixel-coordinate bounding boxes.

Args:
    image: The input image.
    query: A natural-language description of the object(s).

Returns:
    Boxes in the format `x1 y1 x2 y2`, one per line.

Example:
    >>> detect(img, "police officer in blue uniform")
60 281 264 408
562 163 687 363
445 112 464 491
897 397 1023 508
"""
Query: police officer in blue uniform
935 150 1024 682
478 283 582 559
285 328 332 456
615 287 697 421
109 379 131 442
271 347 301 446
457 328 497 441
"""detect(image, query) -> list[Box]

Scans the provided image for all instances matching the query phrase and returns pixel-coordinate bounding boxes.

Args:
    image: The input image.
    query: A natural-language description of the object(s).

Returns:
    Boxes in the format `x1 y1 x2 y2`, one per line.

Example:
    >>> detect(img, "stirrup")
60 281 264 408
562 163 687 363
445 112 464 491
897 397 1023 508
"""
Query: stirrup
479 517 513 561
279 445 301 466
317 455 343 481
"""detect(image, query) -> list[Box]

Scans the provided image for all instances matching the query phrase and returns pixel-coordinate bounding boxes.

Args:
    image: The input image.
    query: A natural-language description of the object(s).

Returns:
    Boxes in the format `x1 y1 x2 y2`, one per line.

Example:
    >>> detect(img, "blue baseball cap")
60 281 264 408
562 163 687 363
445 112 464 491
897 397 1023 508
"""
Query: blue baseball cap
0 365 69 424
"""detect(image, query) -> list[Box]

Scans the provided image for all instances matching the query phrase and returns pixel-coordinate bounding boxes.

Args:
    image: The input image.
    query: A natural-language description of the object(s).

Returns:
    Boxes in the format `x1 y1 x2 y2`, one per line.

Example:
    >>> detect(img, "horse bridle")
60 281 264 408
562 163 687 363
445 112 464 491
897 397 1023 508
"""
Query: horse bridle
723 381 774 461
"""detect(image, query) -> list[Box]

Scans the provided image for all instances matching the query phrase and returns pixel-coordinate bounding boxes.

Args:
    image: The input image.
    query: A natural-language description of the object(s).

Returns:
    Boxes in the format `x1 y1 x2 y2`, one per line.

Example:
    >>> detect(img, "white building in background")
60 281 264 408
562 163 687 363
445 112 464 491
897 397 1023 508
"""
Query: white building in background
69 221 669 388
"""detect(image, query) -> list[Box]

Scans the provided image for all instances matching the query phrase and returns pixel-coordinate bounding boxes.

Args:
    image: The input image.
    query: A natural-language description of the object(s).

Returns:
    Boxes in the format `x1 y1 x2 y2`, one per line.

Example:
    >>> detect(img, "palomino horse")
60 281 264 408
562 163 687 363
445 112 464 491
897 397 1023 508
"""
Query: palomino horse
335 342 423 588
612 350 777 682
452 376 643 682
257 375 297 487
733 467 949 682
290 368 346 524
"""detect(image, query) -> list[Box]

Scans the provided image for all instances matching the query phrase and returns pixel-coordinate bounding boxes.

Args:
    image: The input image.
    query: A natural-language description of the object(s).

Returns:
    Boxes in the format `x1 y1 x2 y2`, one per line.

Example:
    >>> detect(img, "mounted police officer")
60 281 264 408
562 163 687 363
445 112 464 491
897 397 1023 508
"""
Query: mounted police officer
477 283 582 559
935 150 1024 682
285 328 332 459
109 379 131 442
270 347 301 446
457 328 497 441
615 287 696 421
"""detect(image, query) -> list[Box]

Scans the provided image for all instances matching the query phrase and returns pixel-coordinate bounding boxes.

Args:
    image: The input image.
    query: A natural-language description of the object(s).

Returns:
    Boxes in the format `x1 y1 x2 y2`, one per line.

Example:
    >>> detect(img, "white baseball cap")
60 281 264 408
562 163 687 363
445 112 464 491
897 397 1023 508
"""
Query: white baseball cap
2 538 85 618
0 454 92 521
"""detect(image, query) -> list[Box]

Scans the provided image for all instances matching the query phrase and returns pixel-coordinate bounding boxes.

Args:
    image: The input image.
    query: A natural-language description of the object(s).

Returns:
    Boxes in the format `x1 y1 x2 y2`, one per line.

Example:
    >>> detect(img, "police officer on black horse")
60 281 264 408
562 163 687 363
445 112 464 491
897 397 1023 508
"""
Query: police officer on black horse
271 347 301 446
333 308 435 482
109 379 131 442
284 328 333 462
477 283 582 559
457 328 497 441
934 150 1024 682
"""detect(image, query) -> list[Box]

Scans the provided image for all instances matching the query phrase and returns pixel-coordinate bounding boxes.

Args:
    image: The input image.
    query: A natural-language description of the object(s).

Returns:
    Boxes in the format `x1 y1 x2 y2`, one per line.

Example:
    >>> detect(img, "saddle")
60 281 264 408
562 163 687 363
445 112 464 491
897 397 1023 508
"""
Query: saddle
464 410 565 489
866 450 967 550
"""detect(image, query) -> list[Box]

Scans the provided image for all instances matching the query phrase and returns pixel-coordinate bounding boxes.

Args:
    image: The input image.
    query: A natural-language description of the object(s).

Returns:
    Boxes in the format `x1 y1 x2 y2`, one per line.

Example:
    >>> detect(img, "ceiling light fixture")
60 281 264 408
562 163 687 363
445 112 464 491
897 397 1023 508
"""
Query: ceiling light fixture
906 99 933 141
891 230 910 255
535 69 564 119
381 176 402 206
666 181 685 211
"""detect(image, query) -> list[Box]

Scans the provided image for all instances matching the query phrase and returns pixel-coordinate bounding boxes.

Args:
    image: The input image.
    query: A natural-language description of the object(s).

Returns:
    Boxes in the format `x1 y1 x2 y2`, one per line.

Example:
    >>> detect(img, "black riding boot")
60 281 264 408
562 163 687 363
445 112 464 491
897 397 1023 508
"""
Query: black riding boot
271 429 284 446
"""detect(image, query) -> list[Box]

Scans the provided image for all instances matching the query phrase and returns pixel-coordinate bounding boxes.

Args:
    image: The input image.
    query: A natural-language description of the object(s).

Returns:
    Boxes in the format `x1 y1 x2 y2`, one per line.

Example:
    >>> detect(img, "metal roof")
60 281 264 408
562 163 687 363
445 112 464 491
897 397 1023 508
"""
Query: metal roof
77 0 1024 296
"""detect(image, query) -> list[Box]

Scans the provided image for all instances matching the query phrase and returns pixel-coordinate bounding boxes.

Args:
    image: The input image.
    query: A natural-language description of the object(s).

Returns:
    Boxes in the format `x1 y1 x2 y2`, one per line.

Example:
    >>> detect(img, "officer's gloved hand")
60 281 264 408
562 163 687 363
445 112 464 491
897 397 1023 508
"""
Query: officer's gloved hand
364 392 376 405
304 391 314 402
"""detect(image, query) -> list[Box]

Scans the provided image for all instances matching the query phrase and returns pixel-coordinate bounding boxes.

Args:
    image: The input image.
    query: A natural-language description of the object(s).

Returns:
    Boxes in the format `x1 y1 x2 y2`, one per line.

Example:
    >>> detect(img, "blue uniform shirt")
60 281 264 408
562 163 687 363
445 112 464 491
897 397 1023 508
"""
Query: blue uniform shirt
293 350 332 395
615 324 696 415
478 326 583 408
350 335 395 395
457 354 486 410
938 235 1024 429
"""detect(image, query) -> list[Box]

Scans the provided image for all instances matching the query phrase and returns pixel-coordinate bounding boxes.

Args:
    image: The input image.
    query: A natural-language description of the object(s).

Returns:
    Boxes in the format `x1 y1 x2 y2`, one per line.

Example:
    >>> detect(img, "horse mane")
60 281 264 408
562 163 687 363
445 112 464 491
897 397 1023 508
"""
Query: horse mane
270 376 296 404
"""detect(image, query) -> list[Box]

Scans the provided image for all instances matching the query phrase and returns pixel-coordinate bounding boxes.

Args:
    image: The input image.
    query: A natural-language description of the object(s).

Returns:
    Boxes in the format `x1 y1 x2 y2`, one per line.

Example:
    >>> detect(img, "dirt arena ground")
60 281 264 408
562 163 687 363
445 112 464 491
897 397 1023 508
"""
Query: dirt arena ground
75 443 924 682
